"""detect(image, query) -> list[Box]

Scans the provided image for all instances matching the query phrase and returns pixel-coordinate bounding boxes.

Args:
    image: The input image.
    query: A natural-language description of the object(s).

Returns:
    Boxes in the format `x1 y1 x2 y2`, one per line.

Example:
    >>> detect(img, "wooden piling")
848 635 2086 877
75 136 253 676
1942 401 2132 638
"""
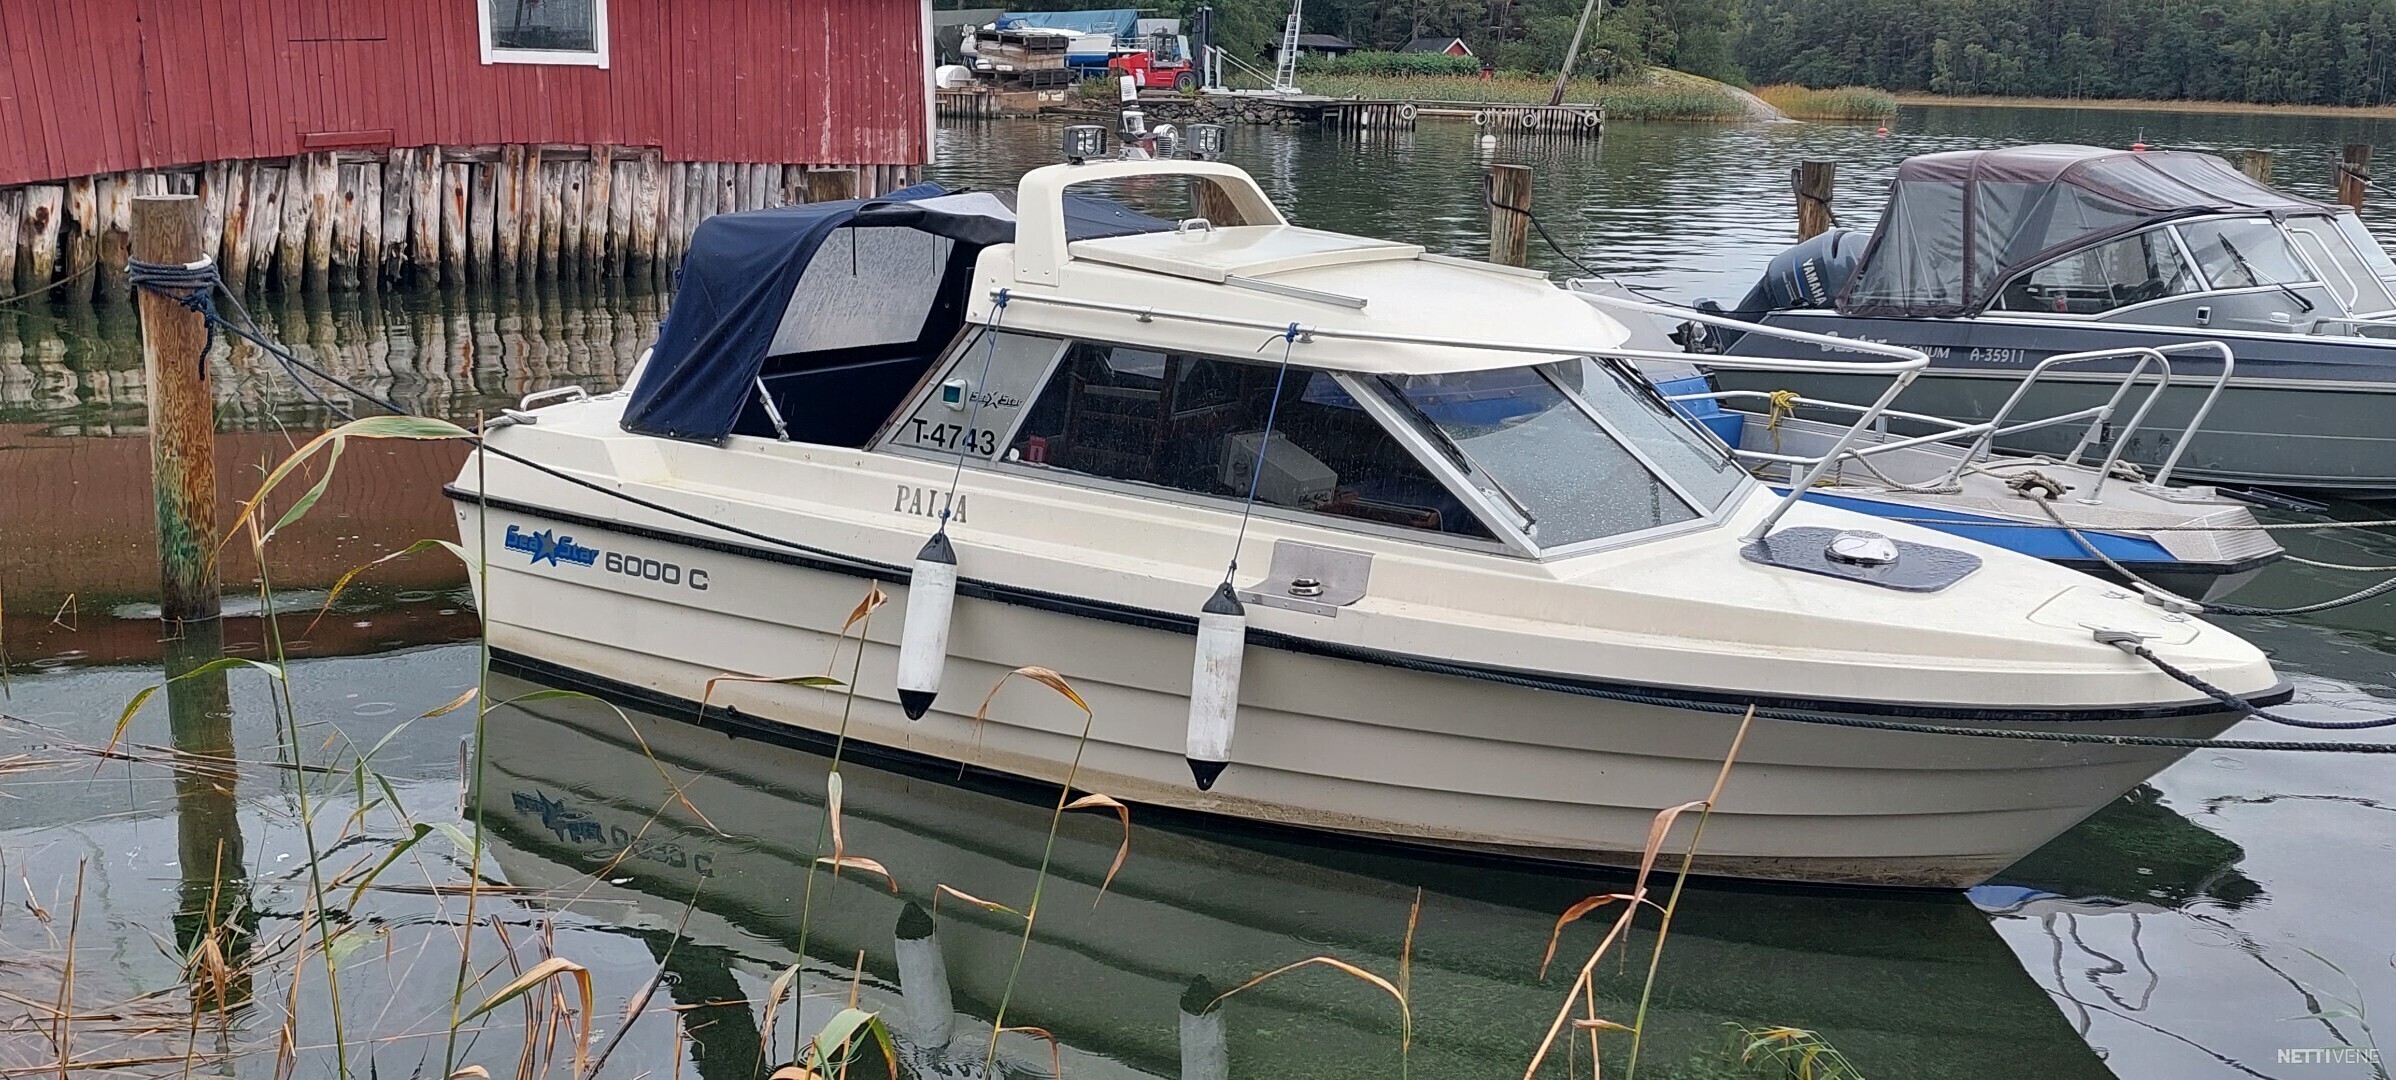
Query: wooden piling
304 152 337 291
441 159 469 285
583 145 613 270
805 167 856 204
197 162 229 267
1486 163 1531 268
2241 149 2275 185
276 162 308 292
62 176 99 302
494 145 523 279
469 157 498 279
663 161 689 268
539 159 565 279
608 157 635 274
357 163 384 285
333 163 364 290
132 194 221 625
716 163 738 216
97 173 134 300
630 151 661 276
0 190 18 290
22 185 62 290
513 146 542 285
2339 144 2372 208
381 149 416 284
561 160 588 273
409 151 441 275
1795 161 1837 241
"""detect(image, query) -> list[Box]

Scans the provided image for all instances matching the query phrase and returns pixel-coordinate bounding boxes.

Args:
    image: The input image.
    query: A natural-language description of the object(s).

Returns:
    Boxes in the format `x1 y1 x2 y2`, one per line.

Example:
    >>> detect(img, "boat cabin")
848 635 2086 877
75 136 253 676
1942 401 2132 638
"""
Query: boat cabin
621 169 1751 559
1840 144 2396 336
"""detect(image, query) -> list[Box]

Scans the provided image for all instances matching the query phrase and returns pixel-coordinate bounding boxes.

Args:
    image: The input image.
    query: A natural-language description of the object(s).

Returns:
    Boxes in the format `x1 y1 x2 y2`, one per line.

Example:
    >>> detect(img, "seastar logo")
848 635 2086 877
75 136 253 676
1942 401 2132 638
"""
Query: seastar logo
504 524 600 567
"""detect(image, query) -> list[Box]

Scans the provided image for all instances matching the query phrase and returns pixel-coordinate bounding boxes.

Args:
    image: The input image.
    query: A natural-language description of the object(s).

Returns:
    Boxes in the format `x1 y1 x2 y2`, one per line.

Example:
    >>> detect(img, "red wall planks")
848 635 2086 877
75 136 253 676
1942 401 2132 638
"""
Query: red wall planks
0 0 927 186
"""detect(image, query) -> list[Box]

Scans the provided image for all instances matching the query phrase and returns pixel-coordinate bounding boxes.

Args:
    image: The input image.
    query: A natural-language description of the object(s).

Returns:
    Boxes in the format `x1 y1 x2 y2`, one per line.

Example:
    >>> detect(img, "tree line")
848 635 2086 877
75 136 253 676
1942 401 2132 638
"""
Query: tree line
997 0 2393 107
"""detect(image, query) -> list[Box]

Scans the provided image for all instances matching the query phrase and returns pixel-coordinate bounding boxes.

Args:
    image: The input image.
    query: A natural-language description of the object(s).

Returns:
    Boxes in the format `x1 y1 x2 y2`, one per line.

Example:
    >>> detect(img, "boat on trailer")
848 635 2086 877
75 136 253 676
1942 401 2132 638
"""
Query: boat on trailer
1702 144 2396 495
452 152 2287 888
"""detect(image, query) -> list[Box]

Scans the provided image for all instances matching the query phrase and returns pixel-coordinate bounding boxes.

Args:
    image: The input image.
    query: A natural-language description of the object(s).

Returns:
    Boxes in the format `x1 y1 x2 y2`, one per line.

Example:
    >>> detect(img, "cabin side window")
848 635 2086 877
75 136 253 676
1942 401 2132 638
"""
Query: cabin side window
1002 342 1497 540
1995 229 2197 315
883 331 1068 459
480 0 608 66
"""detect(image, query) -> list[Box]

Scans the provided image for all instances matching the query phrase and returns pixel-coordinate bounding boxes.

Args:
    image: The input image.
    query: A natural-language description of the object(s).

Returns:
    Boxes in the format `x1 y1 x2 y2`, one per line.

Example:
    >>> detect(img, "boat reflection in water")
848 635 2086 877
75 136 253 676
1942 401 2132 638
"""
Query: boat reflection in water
471 672 2169 1079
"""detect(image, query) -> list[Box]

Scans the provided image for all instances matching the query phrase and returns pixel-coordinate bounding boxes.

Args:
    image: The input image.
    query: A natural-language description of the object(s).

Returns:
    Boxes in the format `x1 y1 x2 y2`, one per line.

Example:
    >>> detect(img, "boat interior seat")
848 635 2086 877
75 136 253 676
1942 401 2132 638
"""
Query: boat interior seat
734 345 939 447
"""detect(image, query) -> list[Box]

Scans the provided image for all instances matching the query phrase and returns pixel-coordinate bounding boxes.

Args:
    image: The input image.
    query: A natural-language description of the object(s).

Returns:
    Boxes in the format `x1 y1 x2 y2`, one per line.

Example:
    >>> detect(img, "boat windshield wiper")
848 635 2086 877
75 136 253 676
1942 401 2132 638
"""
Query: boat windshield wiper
1376 376 1539 531
2221 236 2316 313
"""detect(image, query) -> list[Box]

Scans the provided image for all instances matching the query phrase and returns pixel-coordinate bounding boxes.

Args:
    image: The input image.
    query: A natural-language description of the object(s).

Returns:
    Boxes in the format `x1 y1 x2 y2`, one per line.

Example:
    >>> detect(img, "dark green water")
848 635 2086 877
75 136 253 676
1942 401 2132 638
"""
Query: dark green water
3 106 2393 1078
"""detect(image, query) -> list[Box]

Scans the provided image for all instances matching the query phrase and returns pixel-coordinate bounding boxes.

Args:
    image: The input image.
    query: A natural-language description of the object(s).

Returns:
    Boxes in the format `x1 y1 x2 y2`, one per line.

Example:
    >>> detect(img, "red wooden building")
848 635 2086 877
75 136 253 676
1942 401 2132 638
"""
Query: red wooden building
0 0 935 297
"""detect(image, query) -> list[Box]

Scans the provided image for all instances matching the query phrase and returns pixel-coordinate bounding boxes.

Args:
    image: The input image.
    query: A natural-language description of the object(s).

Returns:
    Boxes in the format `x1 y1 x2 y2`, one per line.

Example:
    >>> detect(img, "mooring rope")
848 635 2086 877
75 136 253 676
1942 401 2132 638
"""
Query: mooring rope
2099 634 2396 731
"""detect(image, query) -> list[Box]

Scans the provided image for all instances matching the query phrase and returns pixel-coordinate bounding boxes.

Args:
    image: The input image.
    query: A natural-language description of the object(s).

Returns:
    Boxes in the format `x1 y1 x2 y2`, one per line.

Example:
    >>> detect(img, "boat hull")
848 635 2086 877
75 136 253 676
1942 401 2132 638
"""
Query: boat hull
1732 311 2396 493
455 494 2245 890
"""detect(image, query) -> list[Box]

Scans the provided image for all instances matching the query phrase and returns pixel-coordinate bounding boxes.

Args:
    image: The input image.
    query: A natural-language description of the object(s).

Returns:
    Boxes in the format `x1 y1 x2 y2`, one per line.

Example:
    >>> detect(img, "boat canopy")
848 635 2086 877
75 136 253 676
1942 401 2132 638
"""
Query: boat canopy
995 9 1140 37
623 185 1170 444
1838 145 2329 318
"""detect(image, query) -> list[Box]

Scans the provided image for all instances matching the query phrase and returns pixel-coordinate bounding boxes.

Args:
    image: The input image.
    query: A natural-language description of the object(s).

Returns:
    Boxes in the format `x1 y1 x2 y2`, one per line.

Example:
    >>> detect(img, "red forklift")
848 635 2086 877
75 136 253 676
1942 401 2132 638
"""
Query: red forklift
1107 26 1199 91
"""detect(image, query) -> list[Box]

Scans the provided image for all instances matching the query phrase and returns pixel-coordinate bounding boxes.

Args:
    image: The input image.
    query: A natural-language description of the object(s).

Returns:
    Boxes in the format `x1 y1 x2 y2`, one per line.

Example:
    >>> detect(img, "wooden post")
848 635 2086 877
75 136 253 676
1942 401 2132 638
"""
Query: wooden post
216 162 251 293
582 145 613 270
1795 161 1836 241
62 176 99 302
304 152 337 292
357 161 383 286
561 159 588 274
198 162 229 268
441 159 469 285
2241 149 2275 185
630 151 661 276
2338 144 2372 209
539 159 565 280
608 157 635 275
333 163 363 290
409 150 441 277
469 157 498 279
98 173 134 300
716 163 738 216
804 167 856 204
0 189 19 291
519 145 546 285
1486 163 1531 268
277 161 309 292
494 145 523 280
133 195 220 625
22 185 62 290
381 148 416 284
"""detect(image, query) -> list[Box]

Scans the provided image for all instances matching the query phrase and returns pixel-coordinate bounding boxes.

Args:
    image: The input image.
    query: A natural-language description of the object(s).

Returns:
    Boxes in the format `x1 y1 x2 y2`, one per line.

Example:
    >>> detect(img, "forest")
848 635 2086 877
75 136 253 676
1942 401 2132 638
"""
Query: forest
1123 0 2396 107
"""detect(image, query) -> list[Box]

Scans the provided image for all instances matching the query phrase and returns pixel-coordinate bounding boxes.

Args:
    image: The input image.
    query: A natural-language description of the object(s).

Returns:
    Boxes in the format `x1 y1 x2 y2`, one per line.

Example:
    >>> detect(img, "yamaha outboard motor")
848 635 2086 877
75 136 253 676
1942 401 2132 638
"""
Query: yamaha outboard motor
1688 228 1864 351
1729 227 1864 316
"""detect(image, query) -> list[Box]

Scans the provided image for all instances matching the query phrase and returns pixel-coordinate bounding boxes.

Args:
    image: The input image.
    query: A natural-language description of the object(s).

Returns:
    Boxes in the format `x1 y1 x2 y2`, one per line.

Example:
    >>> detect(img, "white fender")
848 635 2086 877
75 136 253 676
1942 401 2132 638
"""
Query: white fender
897 532 958 720
894 902 956 1049
1184 583 1245 791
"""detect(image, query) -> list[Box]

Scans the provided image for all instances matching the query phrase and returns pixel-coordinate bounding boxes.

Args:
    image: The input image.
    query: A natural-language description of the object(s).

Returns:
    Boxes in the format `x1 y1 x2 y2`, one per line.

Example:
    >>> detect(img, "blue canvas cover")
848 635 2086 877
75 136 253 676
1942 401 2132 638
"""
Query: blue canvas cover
996 9 1140 37
623 184 1173 444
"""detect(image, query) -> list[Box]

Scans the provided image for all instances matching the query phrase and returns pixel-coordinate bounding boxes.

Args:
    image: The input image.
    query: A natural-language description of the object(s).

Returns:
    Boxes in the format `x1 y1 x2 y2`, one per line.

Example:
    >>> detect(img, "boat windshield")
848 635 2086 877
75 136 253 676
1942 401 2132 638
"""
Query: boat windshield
1380 367 1706 549
2176 218 2316 291
2287 214 2396 315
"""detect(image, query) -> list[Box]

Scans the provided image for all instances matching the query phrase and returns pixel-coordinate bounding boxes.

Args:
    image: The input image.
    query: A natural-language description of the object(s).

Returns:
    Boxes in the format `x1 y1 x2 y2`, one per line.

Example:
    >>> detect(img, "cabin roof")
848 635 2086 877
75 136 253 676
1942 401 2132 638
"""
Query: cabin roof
1841 144 2332 318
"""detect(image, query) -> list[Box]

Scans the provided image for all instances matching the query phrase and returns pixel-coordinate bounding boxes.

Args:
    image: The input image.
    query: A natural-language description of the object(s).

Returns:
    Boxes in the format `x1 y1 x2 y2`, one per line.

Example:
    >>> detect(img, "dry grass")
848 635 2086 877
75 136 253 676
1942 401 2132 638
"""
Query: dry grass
1754 85 1898 121
1894 91 2396 119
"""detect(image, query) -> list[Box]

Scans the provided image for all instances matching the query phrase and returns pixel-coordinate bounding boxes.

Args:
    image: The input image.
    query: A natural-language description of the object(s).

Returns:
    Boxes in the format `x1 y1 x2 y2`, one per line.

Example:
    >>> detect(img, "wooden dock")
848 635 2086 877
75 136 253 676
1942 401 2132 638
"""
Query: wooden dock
0 147 920 301
1263 97 1605 138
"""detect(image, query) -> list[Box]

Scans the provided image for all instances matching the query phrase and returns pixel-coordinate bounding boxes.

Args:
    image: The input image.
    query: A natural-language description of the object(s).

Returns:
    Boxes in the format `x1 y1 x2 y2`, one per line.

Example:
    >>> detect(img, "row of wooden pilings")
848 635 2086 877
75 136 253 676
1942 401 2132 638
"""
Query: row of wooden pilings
1326 100 1606 138
0 147 919 303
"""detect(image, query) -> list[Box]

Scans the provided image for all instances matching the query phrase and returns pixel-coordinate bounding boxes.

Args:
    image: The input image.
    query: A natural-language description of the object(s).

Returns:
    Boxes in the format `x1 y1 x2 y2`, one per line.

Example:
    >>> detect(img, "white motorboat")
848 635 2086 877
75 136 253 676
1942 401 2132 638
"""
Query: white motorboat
451 150 2288 888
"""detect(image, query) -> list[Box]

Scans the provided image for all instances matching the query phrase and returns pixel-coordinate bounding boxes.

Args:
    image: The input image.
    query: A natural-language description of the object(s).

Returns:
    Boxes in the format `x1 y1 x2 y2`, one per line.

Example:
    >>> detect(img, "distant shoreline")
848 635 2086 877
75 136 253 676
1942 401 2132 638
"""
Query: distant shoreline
1894 92 2396 120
